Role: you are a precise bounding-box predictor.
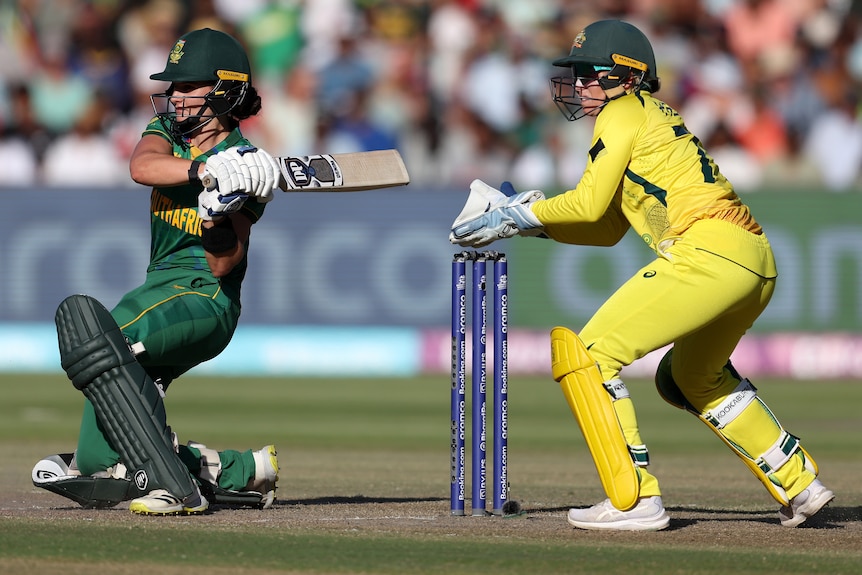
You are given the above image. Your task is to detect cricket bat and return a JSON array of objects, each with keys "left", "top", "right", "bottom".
[{"left": 203, "top": 149, "right": 410, "bottom": 193}]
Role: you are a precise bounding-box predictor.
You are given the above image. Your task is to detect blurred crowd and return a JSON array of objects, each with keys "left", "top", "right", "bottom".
[{"left": 2, "top": 0, "right": 862, "bottom": 191}]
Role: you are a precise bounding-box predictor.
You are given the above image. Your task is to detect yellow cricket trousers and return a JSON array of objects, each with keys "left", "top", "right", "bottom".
[{"left": 576, "top": 218, "right": 814, "bottom": 500}]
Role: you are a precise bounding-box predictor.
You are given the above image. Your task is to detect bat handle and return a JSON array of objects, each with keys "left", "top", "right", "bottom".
[{"left": 202, "top": 174, "right": 217, "bottom": 191}]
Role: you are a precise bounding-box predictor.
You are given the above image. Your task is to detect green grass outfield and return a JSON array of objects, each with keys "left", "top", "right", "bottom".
[{"left": 1, "top": 372, "right": 861, "bottom": 574}]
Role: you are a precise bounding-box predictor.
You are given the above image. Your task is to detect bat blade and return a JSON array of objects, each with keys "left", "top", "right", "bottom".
[{"left": 277, "top": 149, "right": 409, "bottom": 192}]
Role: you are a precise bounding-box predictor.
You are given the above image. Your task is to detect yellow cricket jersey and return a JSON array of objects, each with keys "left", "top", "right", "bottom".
[{"left": 532, "top": 91, "right": 762, "bottom": 251}]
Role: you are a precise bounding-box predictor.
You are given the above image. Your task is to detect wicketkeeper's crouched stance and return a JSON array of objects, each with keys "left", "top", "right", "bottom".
[
  {"left": 32, "top": 295, "right": 277, "bottom": 514},
  {"left": 449, "top": 19, "right": 833, "bottom": 531}
]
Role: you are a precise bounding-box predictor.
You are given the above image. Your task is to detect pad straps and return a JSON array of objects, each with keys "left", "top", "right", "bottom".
[{"left": 603, "top": 379, "right": 649, "bottom": 467}]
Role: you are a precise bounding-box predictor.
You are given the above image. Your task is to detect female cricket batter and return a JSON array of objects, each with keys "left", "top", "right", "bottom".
[
  {"left": 34, "top": 28, "right": 279, "bottom": 515},
  {"left": 450, "top": 19, "right": 833, "bottom": 530}
]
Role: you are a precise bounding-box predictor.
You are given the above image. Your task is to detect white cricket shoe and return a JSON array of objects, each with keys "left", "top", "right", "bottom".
[
  {"left": 778, "top": 479, "right": 834, "bottom": 527},
  {"left": 246, "top": 445, "right": 279, "bottom": 509},
  {"left": 567, "top": 496, "right": 670, "bottom": 531},
  {"left": 129, "top": 487, "right": 209, "bottom": 516}
]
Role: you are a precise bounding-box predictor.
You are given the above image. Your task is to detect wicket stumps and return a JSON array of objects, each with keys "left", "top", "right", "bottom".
[{"left": 450, "top": 251, "right": 508, "bottom": 516}]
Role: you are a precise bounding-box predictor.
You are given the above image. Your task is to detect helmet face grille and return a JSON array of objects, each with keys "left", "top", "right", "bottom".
[
  {"left": 549, "top": 76, "right": 582, "bottom": 121},
  {"left": 150, "top": 80, "right": 248, "bottom": 142},
  {"left": 549, "top": 76, "right": 610, "bottom": 122}
]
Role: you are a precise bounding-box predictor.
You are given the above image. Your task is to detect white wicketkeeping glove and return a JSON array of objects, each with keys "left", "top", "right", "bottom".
[
  {"left": 449, "top": 179, "right": 545, "bottom": 248},
  {"left": 202, "top": 146, "right": 280, "bottom": 202}
]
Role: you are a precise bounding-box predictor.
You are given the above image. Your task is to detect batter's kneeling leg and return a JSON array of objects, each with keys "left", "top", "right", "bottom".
[
  {"left": 655, "top": 349, "right": 819, "bottom": 506},
  {"left": 55, "top": 294, "right": 200, "bottom": 506}
]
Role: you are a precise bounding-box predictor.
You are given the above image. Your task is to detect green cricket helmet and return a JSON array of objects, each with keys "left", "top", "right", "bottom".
[
  {"left": 549, "top": 20, "right": 661, "bottom": 121},
  {"left": 149, "top": 28, "right": 252, "bottom": 141}
]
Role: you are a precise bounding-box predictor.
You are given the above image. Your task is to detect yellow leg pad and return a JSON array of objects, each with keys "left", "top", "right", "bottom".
[
  {"left": 690, "top": 408, "right": 818, "bottom": 506},
  {"left": 656, "top": 360, "right": 819, "bottom": 506},
  {"left": 551, "top": 327, "right": 640, "bottom": 511}
]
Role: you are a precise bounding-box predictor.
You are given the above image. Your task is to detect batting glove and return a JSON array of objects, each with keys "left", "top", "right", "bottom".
[
  {"left": 203, "top": 148, "right": 247, "bottom": 195},
  {"left": 198, "top": 188, "right": 248, "bottom": 221},
  {"left": 233, "top": 146, "right": 280, "bottom": 203},
  {"left": 202, "top": 146, "right": 279, "bottom": 203}
]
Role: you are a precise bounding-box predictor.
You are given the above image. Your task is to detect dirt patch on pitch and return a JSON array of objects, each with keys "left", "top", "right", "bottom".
[
  {"left": 4, "top": 445, "right": 862, "bottom": 568},
  {"left": 6, "top": 486, "right": 861, "bottom": 552}
]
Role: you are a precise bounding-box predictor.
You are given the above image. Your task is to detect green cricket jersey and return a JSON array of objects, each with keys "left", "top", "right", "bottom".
[{"left": 141, "top": 117, "right": 267, "bottom": 299}]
